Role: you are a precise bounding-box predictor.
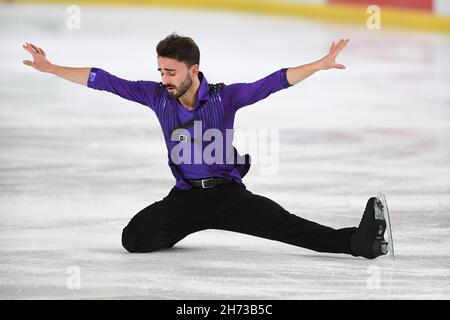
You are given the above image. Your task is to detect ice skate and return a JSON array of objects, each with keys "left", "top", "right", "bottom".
[{"left": 350, "top": 195, "right": 392, "bottom": 259}]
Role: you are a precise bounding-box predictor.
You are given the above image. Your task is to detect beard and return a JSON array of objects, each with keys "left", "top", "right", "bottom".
[{"left": 166, "top": 76, "right": 192, "bottom": 99}]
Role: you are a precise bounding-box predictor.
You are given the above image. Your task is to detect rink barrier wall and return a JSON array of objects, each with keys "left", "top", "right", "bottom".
[{"left": 8, "top": 0, "right": 450, "bottom": 33}]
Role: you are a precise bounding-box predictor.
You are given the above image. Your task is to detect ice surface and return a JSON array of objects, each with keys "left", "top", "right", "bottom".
[{"left": 1, "top": 3, "right": 449, "bottom": 299}]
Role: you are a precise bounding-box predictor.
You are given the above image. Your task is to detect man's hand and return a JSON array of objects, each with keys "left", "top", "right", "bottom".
[
  {"left": 22, "top": 42, "right": 91, "bottom": 85},
  {"left": 317, "top": 38, "right": 349, "bottom": 70},
  {"left": 22, "top": 42, "right": 54, "bottom": 73},
  {"left": 286, "top": 38, "right": 350, "bottom": 86}
]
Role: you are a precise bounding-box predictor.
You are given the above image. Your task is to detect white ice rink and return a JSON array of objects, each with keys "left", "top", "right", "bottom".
[{"left": 1, "top": 3, "right": 449, "bottom": 299}]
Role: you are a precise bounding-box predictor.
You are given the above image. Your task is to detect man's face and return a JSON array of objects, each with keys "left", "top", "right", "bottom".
[{"left": 157, "top": 56, "right": 197, "bottom": 99}]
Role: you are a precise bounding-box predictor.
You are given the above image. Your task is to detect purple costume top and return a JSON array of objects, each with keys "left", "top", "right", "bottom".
[{"left": 87, "top": 67, "right": 291, "bottom": 189}]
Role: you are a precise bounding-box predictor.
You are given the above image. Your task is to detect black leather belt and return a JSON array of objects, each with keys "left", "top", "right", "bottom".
[{"left": 187, "top": 177, "right": 231, "bottom": 189}]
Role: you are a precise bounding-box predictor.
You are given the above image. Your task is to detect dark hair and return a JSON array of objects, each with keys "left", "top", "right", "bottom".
[{"left": 156, "top": 33, "right": 200, "bottom": 68}]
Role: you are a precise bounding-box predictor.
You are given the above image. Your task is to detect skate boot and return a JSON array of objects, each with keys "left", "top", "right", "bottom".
[{"left": 350, "top": 197, "right": 389, "bottom": 259}]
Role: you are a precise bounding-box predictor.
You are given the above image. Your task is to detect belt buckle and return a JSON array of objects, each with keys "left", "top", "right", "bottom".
[{"left": 201, "top": 178, "right": 215, "bottom": 189}]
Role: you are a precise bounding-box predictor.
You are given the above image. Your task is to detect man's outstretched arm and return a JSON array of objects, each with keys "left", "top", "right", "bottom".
[
  {"left": 22, "top": 42, "right": 91, "bottom": 86},
  {"left": 223, "top": 38, "right": 350, "bottom": 111},
  {"left": 22, "top": 42, "right": 157, "bottom": 108},
  {"left": 286, "top": 38, "right": 349, "bottom": 86}
]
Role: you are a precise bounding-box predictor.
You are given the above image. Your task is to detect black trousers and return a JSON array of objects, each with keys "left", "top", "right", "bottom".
[{"left": 122, "top": 182, "right": 357, "bottom": 255}]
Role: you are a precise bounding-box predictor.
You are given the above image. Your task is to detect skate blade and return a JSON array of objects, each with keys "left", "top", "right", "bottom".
[{"left": 377, "top": 192, "right": 395, "bottom": 260}]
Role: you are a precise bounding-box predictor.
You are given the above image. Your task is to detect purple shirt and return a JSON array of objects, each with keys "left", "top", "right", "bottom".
[
  {"left": 176, "top": 99, "right": 213, "bottom": 179},
  {"left": 87, "top": 67, "right": 291, "bottom": 189}
]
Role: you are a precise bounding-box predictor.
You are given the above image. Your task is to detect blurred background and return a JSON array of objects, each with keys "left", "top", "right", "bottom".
[{"left": 0, "top": 0, "right": 449, "bottom": 299}]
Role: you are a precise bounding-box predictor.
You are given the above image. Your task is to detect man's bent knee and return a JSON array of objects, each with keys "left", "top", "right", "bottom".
[{"left": 121, "top": 226, "right": 177, "bottom": 253}]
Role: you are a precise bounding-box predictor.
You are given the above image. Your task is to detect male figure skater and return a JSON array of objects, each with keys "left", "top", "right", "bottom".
[{"left": 22, "top": 33, "right": 389, "bottom": 259}]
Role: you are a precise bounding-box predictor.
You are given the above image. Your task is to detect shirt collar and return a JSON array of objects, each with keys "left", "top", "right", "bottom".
[{"left": 196, "top": 71, "right": 210, "bottom": 104}]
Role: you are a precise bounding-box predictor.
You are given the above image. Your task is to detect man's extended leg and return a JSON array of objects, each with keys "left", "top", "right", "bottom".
[{"left": 211, "top": 184, "right": 356, "bottom": 255}]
